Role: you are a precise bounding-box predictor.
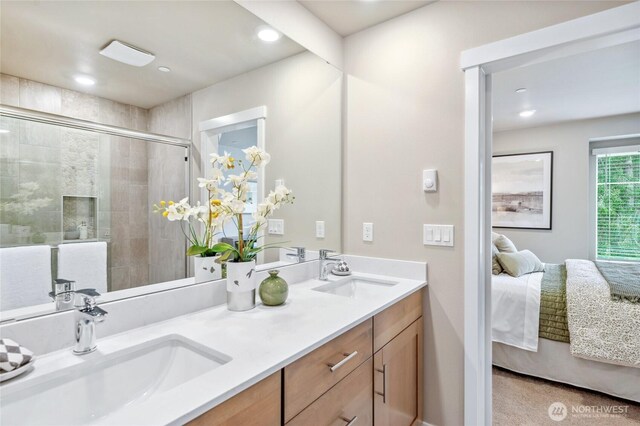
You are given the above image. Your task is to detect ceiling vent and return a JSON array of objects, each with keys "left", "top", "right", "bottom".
[{"left": 99, "top": 40, "right": 155, "bottom": 67}]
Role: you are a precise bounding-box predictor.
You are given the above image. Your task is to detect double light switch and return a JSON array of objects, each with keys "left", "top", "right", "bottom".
[
  {"left": 268, "top": 219, "right": 284, "bottom": 235},
  {"left": 423, "top": 224, "right": 454, "bottom": 247}
]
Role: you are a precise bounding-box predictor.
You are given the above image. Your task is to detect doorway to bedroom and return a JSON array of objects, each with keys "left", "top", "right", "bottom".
[
  {"left": 489, "top": 41, "right": 640, "bottom": 424},
  {"left": 461, "top": 3, "right": 640, "bottom": 424}
]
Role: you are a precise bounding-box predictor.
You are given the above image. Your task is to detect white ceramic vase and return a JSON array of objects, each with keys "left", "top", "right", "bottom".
[
  {"left": 226, "top": 260, "right": 257, "bottom": 311},
  {"left": 194, "top": 256, "right": 222, "bottom": 283}
]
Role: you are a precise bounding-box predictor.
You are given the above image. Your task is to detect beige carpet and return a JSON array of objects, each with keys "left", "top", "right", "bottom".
[{"left": 493, "top": 367, "right": 640, "bottom": 425}]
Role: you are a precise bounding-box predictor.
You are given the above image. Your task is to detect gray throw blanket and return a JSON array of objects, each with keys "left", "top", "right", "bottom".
[{"left": 594, "top": 261, "right": 640, "bottom": 303}]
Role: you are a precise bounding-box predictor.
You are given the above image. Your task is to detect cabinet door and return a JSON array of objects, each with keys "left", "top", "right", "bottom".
[
  {"left": 374, "top": 318, "right": 423, "bottom": 426},
  {"left": 187, "top": 372, "right": 280, "bottom": 426}
]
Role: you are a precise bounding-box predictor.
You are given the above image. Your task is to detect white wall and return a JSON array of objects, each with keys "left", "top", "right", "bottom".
[
  {"left": 493, "top": 113, "right": 640, "bottom": 264},
  {"left": 342, "top": 2, "right": 626, "bottom": 424}
]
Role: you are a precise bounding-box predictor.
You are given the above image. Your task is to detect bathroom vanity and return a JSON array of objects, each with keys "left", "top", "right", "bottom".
[
  {"left": 191, "top": 290, "right": 423, "bottom": 426},
  {"left": 0, "top": 256, "right": 427, "bottom": 426}
]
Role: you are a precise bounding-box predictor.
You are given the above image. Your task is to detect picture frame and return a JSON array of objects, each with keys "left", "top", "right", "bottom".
[{"left": 492, "top": 151, "right": 553, "bottom": 230}]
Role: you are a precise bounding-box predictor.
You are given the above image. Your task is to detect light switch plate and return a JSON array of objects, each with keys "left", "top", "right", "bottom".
[
  {"left": 423, "top": 224, "right": 454, "bottom": 246},
  {"left": 363, "top": 222, "right": 374, "bottom": 242},
  {"left": 316, "top": 221, "right": 325, "bottom": 238},
  {"left": 268, "top": 219, "right": 284, "bottom": 235}
]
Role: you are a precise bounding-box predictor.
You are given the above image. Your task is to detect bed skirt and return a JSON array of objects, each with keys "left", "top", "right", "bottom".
[{"left": 493, "top": 339, "right": 640, "bottom": 403}]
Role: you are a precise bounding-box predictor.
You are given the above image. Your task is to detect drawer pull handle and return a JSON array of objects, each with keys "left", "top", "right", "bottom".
[
  {"left": 328, "top": 351, "right": 358, "bottom": 372},
  {"left": 340, "top": 415, "right": 358, "bottom": 426},
  {"left": 375, "top": 364, "right": 386, "bottom": 403}
]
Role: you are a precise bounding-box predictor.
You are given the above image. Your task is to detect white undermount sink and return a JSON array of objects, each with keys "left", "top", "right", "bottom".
[
  {"left": 312, "top": 276, "right": 398, "bottom": 299},
  {"left": 0, "top": 334, "right": 231, "bottom": 425}
]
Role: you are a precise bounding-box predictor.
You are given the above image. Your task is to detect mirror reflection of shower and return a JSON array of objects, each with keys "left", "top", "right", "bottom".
[{"left": 0, "top": 114, "right": 189, "bottom": 312}]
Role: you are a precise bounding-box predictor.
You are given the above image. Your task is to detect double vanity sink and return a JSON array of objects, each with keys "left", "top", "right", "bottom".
[{"left": 0, "top": 259, "right": 426, "bottom": 426}]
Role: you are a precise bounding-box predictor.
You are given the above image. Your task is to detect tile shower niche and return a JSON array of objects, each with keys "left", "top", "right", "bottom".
[{"left": 62, "top": 196, "right": 98, "bottom": 242}]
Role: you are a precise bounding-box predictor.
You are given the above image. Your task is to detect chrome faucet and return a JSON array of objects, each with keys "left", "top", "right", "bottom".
[
  {"left": 49, "top": 278, "right": 76, "bottom": 311},
  {"left": 72, "top": 289, "right": 108, "bottom": 355},
  {"left": 286, "top": 246, "right": 306, "bottom": 263},
  {"left": 319, "top": 249, "right": 341, "bottom": 281}
]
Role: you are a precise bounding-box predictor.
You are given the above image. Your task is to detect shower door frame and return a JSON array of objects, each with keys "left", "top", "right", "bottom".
[{"left": 0, "top": 104, "right": 193, "bottom": 321}]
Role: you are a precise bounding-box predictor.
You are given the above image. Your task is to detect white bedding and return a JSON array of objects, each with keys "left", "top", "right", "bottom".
[
  {"left": 491, "top": 271, "right": 543, "bottom": 352},
  {"left": 494, "top": 339, "right": 640, "bottom": 402}
]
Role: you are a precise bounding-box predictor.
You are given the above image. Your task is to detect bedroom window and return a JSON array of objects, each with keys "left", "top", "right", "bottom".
[{"left": 594, "top": 145, "right": 640, "bottom": 261}]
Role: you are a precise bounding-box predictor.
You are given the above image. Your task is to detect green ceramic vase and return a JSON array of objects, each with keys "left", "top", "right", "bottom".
[{"left": 259, "top": 270, "right": 288, "bottom": 306}]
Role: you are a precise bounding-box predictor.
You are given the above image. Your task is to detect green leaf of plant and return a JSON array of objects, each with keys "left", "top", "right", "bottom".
[
  {"left": 187, "top": 245, "right": 208, "bottom": 256},
  {"left": 211, "top": 242, "right": 237, "bottom": 253},
  {"left": 217, "top": 250, "right": 235, "bottom": 263},
  {"left": 203, "top": 248, "right": 220, "bottom": 257}
]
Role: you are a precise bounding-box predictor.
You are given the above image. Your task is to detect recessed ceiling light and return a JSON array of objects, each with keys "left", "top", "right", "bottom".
[
  {"left": 257, "top": 27, "right": 281, "bottom": 42},
  {"left": 515, "top": 88, "right": 527, "bottom": 93},
  {"left": 519, "top": 109, "right": 536, "bottom": 118},
  {"left": 74, "top": 75, "right": 95, "bottom": 86},
  {"left": 0, "top": 129, "right": 10, "bottom": 134},
  {"left": 158, "top": 66, "right": 171, "bottom": 73}
]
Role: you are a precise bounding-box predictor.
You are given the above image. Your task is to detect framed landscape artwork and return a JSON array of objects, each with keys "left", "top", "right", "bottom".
[{"left": 492, "top": 151, "right": 553, "bottom": 230}]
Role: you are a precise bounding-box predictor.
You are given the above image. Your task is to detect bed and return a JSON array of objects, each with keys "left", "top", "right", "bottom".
[{"left": 492, "top": 259, "right": 640, "bottom": 402}]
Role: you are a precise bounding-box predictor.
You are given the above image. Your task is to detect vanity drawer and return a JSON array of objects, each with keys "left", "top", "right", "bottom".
[
  {"left": 287, "top": 357, "right": 373, "bottom": 426},
  {"left": 187, "top": 372, "right": 280, "bottom": 426},
  {"left": 284, "top": 319, "right": 373, "bottom": 422},
  {"left": 373, "top": 290, "right": 422, "bottom": 352}
]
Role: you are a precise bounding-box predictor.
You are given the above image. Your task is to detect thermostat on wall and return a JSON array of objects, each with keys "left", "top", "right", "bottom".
[{"left": 423, "top": 169, "right": 437, "bottom": 192}]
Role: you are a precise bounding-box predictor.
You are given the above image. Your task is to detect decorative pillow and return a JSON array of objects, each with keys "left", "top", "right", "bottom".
[
  {"left": 497, "top": 250, "right": 545, "bottom": 277},
  {"left": 491, "top": 244, "right": 503, "bottom": 275},
  {"left": 493, "top": 234, "right": 517, "bottom": 253}
]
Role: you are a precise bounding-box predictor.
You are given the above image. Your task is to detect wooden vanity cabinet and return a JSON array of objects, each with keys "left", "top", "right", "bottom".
[
  {"left": 189, "top": 289, "right": 423, "bottom": 426},
  {"left": 187, "top": 372, "right": 280, "bottom": 426},
  {"left": 372, "top": 290, "right": 423, "bottom": 426},
  {"left": 373, "top": 319, "right": 423, "bottom": 426}
]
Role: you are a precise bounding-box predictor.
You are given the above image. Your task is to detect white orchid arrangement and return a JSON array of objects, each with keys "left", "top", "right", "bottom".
[
  {"left": 153, "top": 146, "right": 293, "bottom": 263},
  {"left": 0, "top": 182, "right": 52, "bottom": 224}
]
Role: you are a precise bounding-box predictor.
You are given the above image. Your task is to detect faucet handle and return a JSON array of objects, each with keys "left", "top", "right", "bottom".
[
  {"left": 83, "top": 305, "right": 108, "bottom": 320},
  {"left": 76, "top": 288, "right": 101, "bottom": 297},
  {"left": 286, "top": 246, "right": 306, "bottom": 261},
  {"left": 319, "top": 249, "right": 336, "bottom": 259},
  {"left": 74, "top": 288, "right": 101, "bottom": 309}
]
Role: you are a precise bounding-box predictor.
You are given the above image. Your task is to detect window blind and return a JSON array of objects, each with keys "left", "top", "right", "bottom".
[{"left": 596, "top": 150, "right": 640, "bottom": 261}]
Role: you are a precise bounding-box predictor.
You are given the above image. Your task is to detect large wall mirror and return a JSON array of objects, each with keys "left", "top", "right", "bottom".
[{"left": 0, "top": 1, "right": 342, "bottom": 321}]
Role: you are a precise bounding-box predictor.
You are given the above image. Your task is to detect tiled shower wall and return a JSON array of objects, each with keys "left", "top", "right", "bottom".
[
  {"left": 0, "top": 74, "right": 150, "bottom": 291},
  {"left": 148, "top": 95, "right": 191, "bottom": 283}
]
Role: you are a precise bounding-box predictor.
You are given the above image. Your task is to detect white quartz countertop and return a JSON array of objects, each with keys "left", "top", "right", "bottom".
[{"left": 1, "top": 270, "right": 426, "bottom": 426}]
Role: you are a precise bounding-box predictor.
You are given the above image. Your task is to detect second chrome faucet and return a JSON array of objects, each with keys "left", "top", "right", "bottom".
[
  {"left": 72, "top": 289, "right": 108, "bottom": 355},
  {"left": 319, "top": 249, "right": 341, "bottom": 281}
]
